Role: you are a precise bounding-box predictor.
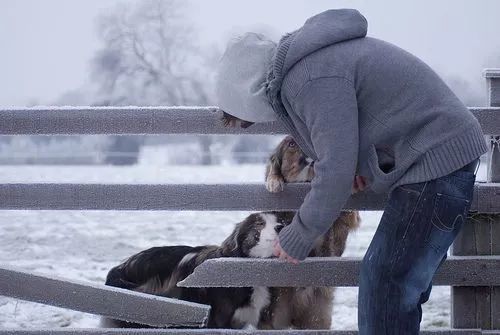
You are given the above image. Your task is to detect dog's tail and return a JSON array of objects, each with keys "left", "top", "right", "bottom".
[
  {"left": 322, "top": 211, "right": 361, "bottom": 257},
  {"left": 105, "top": 246, "right": 196, "bottom": 292}
]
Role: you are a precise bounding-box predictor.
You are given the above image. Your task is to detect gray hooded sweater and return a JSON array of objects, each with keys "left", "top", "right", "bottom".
[{"left": 216, "top": 9, "right": 488, "bottom": 261}]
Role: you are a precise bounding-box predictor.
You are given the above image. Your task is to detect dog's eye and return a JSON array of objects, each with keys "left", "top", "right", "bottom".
[{"left": 288, "top": 141, "right": 296, "bottom": 148}]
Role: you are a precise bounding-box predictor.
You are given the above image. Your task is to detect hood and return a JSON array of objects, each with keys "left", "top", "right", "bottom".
[
  {"left": 215, "top": 9, "right": 368, "bottom": 124},
  {"left": 215, "top": 33, "right": 278, "bottom": 123},
  {"left": 278, "top": 9, "right": 368, "bottom": 76}
]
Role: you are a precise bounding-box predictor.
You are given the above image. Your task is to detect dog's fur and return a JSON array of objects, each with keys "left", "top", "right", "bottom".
[
  {"left": 260, "top": 135, "right": 360, "bottom": 330},
  {"left": 102, "top": 211, "right": 294, "bottom": 329}
]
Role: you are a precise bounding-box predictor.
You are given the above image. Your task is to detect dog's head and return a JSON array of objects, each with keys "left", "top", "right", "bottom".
[
  {"left": 221, "top": 111, "right": 255, "bottom": 129},
  {"left": 221, "top": 211, "right": 295, "bottom": 257},
  {"left": 268, "top": 136, "right": 314, "bottom": 183}
]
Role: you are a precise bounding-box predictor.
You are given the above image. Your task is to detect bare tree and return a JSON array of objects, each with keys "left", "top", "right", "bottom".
[
  {"left": 91, "top": 0, "right": 219, "bottom": 165},
  {"left": 92, "top": 0, "right": 213, "bottom": 106}
]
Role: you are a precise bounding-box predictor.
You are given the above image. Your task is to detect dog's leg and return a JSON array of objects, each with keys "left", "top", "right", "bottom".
[
  {"left": 265, "top": 153, "right": 285, "bottom": 193},
  {"left": 259, "top": 288, "right": 294, "bottom": 329}
]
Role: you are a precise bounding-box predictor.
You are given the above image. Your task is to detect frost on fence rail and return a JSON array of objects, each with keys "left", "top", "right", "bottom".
[
  {"left": 0, "top": 106, "right": 499, "bottom": 135},
  {"left": 177, "top": 256, "right": 500, "bottom": 288},
  {"left": 0, "top": 266, "right": 210, "bottom": 328},
  {"left": 0, "top": 329, "right": 489, "bottom": 335},
  {"left": 0, "top": 183, "right": 499, "bottom": 212},
  {"left": 0, "top": 106, "right": 287, "bottom": 135}
]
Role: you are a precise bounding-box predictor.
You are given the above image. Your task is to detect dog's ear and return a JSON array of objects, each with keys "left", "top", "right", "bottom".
[
  {"left": 220, "top": 111, "right": 254, "bottom": 129},
  {"left": 220, "top": 222, "right": 242, "bottom": 256},
  {"left": 240, "top": 120, "right": 254, "bottom": 129},
  {"left": 221, "top": 111, "right": 236, "bottom": 128}
]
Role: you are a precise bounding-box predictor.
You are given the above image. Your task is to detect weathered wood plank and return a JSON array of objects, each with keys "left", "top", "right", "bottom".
[
  {"left": 493, "top": 217, "right": 500, "bottom": 329},
  {"left": 0, "top": 266, "right": 209, "bottom": 327},
  {"left": 474, "top": 108, "right": 500, "bottom": 134},
  {"left": 452, "top": 286, "right": 493, "bottom": 329},
  {"left": 485, "top": 69, "right": 500, "bottom": 107},
  {"left": 487, "top": 136, "right": 500, "bottom": 183},
  {"left": 0, "top": 183, "right": 382, "bottom": 211},
  {"left": 451, "top": 213, "right": 500, "bottom": 329},
  {"left": 0, "top": 329, "right": 488, "bottom": 335},
  {"left": 451, "top": 215, "right": 482, "bottom": 328},
  {"left": 453, "top": 70, "right": 500, "bottom": 330},
  {"left": 476, "top": 287, "right": 494, "bottom": 329},
  {"left": 486, "top": 68, "right": 500, "bottom": 330},
  {"left": 475, "top": 183, "right": 500, "bottom": 214},
  {"left": 0, "top": 107, "right": 498, "bottom": 135},
  {"left": 452, "top": 287, "right": 477, "bottom": 329},
  {"left": 451, "top": 218, "right": 477, "bottom": 256},
  {"left": 0, "top": 107, "right": 287, "bottom": 135},
  {"left": 0, "top": 183, "right": 499, "bottom": 212},
  {"left": 178, "top": 256, "right": 500, "bottom": 288},
  {"left": 493, "top": 287, "right": 500, "bottom": 329}
]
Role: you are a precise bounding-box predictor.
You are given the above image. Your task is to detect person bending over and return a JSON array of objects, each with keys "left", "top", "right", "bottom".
[{"left": 215, "top": 9, "right": 487, "bottom": 334}]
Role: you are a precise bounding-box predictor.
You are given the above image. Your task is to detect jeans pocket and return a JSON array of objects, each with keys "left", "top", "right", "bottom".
[
  {"left": 431, "top": 193, "right": 470, "bottom": 232},
  {"left": 426, "top": 193, "right": 470, "bottom": 252}
]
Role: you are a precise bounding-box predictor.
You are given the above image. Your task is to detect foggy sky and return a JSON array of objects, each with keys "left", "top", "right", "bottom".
[{"left": 1, "top": 0, "right": 500, "bottom": 106}]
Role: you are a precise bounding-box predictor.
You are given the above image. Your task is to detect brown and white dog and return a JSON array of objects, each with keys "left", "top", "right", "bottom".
[
  {"left": 102, "top": 211, "right": 295, "bottom": 329},
  {"left": 260, "top": 135, "right": 361, "bottom": 330}
]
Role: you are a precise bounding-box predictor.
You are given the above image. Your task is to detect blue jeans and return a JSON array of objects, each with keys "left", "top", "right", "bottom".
[{"left": 358, "top": 163, "right": 477, "bottom": 334}]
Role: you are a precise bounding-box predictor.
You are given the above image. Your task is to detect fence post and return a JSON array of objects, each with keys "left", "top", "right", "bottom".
[
  {"left": 451, "top": 69, "right": 500, "bottom": 329},
  {"left": 486, "top": 69, "right": 500, "bottom": 182}
]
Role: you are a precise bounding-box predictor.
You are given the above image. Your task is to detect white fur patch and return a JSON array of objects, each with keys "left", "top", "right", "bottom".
[
  {"left": 232, "top": 286, "right": 270, "bottom": 327},
  {"left": 249, "top": 213, "right": 279, "bottom": 258},
  {"left": 178, "top": 252, "right": 197, "bottom": 267}
]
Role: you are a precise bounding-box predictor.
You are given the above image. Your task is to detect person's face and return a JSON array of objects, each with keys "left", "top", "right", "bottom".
[{"left": 221, "top": 111, "right": 255, "bottom": 129}]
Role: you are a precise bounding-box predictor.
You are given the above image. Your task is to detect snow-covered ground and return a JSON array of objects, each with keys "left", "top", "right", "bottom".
[{"left": 0, "top": 162, "right": 488, "bottom": 329}]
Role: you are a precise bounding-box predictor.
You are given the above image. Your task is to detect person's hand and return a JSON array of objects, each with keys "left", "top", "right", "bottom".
[
  {"left": 352, "top": 175, "right": 367, "bottom": 194},
  {"left": 273, "top": 240, "right": 299, "bottom": 264}
]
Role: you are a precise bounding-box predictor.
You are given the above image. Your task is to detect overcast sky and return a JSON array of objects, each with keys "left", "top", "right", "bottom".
[{"left": 1, "top": 0, "right": 500, "bottom": 106}]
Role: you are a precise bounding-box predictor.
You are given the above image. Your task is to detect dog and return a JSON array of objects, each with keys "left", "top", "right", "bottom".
[
  {"left": 102, "top": 211, "right": 295, "bottom": 329},
  {"left": 259, "top": 135, "right": 361, "bottom": 329}
]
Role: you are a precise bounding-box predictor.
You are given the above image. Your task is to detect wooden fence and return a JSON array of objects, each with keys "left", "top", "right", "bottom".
[{"left": 0, "top": 69, "right": 499, "bottom": 334}]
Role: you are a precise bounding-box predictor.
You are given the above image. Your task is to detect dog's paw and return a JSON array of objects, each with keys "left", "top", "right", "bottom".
[{"left": 266, "top": 176, "right": 285, "bottom": 193}]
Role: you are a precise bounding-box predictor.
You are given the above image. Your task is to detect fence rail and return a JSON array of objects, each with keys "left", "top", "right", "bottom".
[
  {"left": 0, "top": 266, "right": 209, "bottom": 328},
  {"left": 1, "top": 70, "right": 500, "bottom": 332},
  {"left": 0, "top": 182, "right": 499, "bottom": 212},
  {"left": 0, "top": 106, "right": 499, "bottom": 135},
  {"left": 178, "top": 256, "right": 500, "bottom": 288},
  {"left": 0, "top": 329, "right": 495, "bottom": 335},
  {"left": 0, "top": 330, "right": 496, "bottom": 335}
]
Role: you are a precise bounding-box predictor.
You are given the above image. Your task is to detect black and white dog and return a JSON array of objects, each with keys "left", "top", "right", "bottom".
[{"left": 102, "top": 211, "right": 295, "bottom": 329}]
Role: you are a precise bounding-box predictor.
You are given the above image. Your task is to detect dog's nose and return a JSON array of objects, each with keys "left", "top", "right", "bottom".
[{"left": 274, "top": 224, "right": 284, "bottom": 233}]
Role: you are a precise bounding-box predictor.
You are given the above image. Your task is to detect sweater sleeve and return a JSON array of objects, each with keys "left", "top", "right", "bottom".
[{"left": 278, "top": 77, "right": 359, "bottom": 260}]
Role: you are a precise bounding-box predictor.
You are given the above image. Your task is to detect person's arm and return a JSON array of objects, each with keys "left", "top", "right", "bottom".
[{"left": 278, "top": 76, "right": 359, "bottom": 261}]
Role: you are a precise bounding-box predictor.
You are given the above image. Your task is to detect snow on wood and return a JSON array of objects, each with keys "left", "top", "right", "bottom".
[
  {"left": 178, "top": 256, "right": 500, "bottom": 288},
  {"left": 0, "top": 106, "right": 498, "bottom": 135},
  {"left": 0, "top": 183, "right": 380, "bottom": 211},
  {"left": 0, "top": 266, "right": 210, "bottom": 328},
  {"left": 485, "top": 69, "right": 500, "bottom": 78},
  {"left": 0, "top": 183, "right": 499, "bottom": 212},
  {"left": 0, "top": 107, "right": 286, "bottom": 135},
  {"left": 0, "top": 329, "right": 488, "bottom": 335}
]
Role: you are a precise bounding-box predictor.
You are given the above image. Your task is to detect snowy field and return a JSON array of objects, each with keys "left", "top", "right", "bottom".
[{"left": 0, "top": 161, "right": 488, "bottom": 329}]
